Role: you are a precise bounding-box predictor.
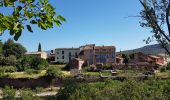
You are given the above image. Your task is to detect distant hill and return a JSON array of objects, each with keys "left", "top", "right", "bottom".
[{"left": 118, "top": 44, "right": 170, "bottom": 55}]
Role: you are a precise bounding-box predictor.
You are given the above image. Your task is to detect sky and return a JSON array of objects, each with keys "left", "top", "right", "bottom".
[{"left": 0, "top": 0, "right": 155, "bottom": 52}]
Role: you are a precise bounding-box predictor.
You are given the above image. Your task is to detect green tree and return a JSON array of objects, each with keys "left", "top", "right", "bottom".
[
  {"left": 139, "top": 0, "right": 170, "bottom": 55},
  {"left": 46, "top": 66, "right": 63, "bottom": 81},
  {"left": 38, "top": 42, "right": 42, "bottom": 52},
  {"left": 3, "top": 39, "right": 27, "bottom": 58},
  {"left": 122, "top": 54, "right": 129, "bottom": 65},
  {"left": 0, "top": 0, "right": 65, "bottom": 41}
]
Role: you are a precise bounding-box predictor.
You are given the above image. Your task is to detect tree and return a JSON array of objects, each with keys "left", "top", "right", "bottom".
[
  {"left": 3, "top": 39, "right": 27, "bottom": 58},
  {"left": 0, "top": 0, "right": 65, "bottom": 41},
  {"left": 122, "top": 54, "right": 129, "bottom": 65},
  {"left": 38, "top": 42, "right": 42, "bottom": 52},
  {"left": 139, "top": 0, "right": 170, "bottom": 55}
]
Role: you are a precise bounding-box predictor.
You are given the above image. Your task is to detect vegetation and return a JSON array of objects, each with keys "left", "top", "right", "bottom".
[
  {"left": 57, "top": 78, "right": 170, "bottom": 100},
  {"left": 2, "top": 86, "right": 16, "bottom": 100},
  {"left": 0, "top": 0, "right": 65, "bottom": 41},
  {"left": 45, "top": 66, "right": 63, "bottom": 81}
]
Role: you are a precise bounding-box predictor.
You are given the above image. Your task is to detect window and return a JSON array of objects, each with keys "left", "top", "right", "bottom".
[
  {"left": 62, "top": 56, "right": 64, "bottom": 59},
  {"left": 62, "top": 51, "right": 64, "bottom": 54},
  {"left": 51, "top": 50, "right": 54, "bottom": 53},
  {"left": 75, "top": 52, "right": 78, "bottom": 58},
  {"left": 69, "top": 52, "right": 71, "bottom": 56}
]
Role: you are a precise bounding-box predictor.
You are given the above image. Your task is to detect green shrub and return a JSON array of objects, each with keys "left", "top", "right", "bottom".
[
  {"left": 19, "top": 88, "right": 40, "bottom": 100},
  {"left": 4, "top": 66, "right": 17, "bottom": 73},
  {"left": 160, "top": 67, "right": 166, "bottom": 72},
  {"left": 35, "top": 87, "right": 44, "bottom": 93},
  {"left": 46, "top": 66, "right": 63, "bottom": 81},
  {"left": 2, "top": 86, "right": 16, "bottom": 100}
]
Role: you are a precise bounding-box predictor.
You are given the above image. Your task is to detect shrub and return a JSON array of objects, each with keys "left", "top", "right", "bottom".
[
  {"left": 35, "top": 87, "right": 44, "bottom": 93},
  {"left": 46, "top": 66, "right": 63, "bottom": 81},
  {"left": 160, "top": 67, "right": 166, "bottom": 72},
  {"left": 19, "top": 88, "right": 40, "bottom": 100},
  {"left": 16, "top": 55, "right": 49, "bottom": 71},
  {"left": 2, "top": 86, "right": 16, "bottom": 100},
  {"left": 4, "top": 66, "right": 17, "bottom": 73}
]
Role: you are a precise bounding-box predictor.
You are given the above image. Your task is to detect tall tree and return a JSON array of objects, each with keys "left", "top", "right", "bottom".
[
  {"left": 3, "top": 39, "right": 27, "bottom": 58},
  {"left": 0, "top": 0, "right": 65, "bottom": 41},
  {"left": 139, "top": 0, "right": 170, "bottom": 55},
  {"left": 38, "top": 42, "right": 42, "bottom": 52}
]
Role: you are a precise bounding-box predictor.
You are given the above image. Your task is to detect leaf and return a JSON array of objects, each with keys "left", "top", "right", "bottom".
[
  {"left": 26, "top": 25, "right": 33, "bottom": 32},
  {"left": 30, "top": 20, "right": 37, "bottom": 24},
  {"left": 57, "top": 15, "right": 66, "bottom": 22},
  {"left": 14, "top": 30, "right": 22, "bottom": 41}
]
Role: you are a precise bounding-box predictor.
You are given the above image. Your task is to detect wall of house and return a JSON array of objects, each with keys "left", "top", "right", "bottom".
[{"left": 55, "top": 49, "right": 80, "bottom": 63}]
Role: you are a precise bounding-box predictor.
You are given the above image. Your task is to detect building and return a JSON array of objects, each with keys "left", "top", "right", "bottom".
[
  {"left": 129, "top": 52, "right": 165, "bottom": 66},
  {"left": 25, "top": 51, "right": 48, "bottom": 59},
  {"left": 55, "top": 48, "right": 80, "bottom": 63},
  {"left": 47, "top": 50, "right": 56, "bottom": 63},
  {"left": 69, "top": 58, "right": 85, "bottom": 70},
  {"left": 79, "top": 44, "right": 116, "bottom": 65}
]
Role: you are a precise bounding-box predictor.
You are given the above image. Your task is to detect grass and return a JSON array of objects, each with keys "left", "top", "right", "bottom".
[{"left": 6, "top": 70, "right": 46, "bottom": 79}]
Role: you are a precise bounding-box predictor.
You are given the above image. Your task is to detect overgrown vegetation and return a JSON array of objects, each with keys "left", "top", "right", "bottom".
[{"left": 56, "top": 78, "right": 170, "bottom": 100}]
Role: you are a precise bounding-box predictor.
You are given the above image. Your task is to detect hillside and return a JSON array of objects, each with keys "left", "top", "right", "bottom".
[{"left": 118, "top": 44, "right": 170, "bottom": 55}]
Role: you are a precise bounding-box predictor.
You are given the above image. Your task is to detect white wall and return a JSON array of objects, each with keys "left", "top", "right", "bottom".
[{"left": 55, "top": 49, "right": 80, "bottom": 63}]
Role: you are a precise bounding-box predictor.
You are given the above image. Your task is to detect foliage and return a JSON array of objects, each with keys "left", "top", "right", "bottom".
[
  {"left": 139, "top": 0, "right": 170, "bottom": 55},
  {"left": 122, "top": 54, "right": 129, "bottom": 64},
  {"left": 2, "top": 86, "right": 16, "bottom": 100},
  {"left": 46, "top": 66, "right": 63, "bottom": 80},
  {"left": 0, "top": 0, "right": 65, "bottom": 41},
  {"left": 19, "top": 88, "right": 40, "bottom": 100},
  {"left": 3, "top": 39, "right": 27, "bottom": 58},
  {"left": 16, "top": 55, "right": 49, "bottom": 71},
  {"left": 160, "top": 67, "right": 166, "bottom": 72},
  {"left": 103, "top": 64, "right": 112, "bottom": 70},
  {"left": 57, "top": 78, "right": 170, "bottom": 100}
]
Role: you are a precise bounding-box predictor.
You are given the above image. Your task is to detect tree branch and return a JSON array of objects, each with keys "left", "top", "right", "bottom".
[{"left": 166, "top": 0, "right": 170, "bottom": 37}]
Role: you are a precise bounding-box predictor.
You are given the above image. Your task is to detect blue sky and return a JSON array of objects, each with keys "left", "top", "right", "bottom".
[{"left": 0, "top": 0, "right": 154, "bottom": 52}]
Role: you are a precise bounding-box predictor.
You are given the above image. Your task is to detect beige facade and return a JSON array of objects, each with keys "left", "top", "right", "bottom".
[
  {"left": 79, "top": 44, "right": 116, "bottom": 65},
  {"left": 25, "top": 51, "right": 48, "bottom": 59}
]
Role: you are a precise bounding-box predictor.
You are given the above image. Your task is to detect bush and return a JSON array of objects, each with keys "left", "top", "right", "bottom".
[
  {"left": 35, "top": 87, "right": 44, "bottom": 93},
  {"left": 46, "top": 66, "right": 63, "bottom": 81},
  {"left": 16, "top": 55, "right": 49, "bottom": 71},
  {"left": 19, "top": 88, "right": 40, "bottom": 100},
  {"left": 2, "top": 86, "right": 16, "bottom": 100},
  {"left": 160, "top": 67, "right": 166, "bottom": 72},
  {"left": 4, "top": 66, "right": 17, "bottom": 73},
  {"left": 103, "top": 64, "right": 112, "bottom": 70}
]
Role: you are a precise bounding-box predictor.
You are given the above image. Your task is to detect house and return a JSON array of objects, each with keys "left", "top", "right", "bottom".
[
  {"left": 47, "top": 50, "right": 56, "bottom": 63},
  {"left": 55, "top": 48, "right": 80, "bottom": 63},
  {"left": 116, "top": 57, "right": 124, "bottom": 64},
  {"left": 69, "top": 58, "right": 85, "bottom": 70},
  {"left": 79, "top": 44, "right": 116, "bottom": 65},
  {"left": 129, "top": 52, "right": 165, "bottom": 66},
  {"left": 25, "top": 51, "right": 48, "bottom": 59}
]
